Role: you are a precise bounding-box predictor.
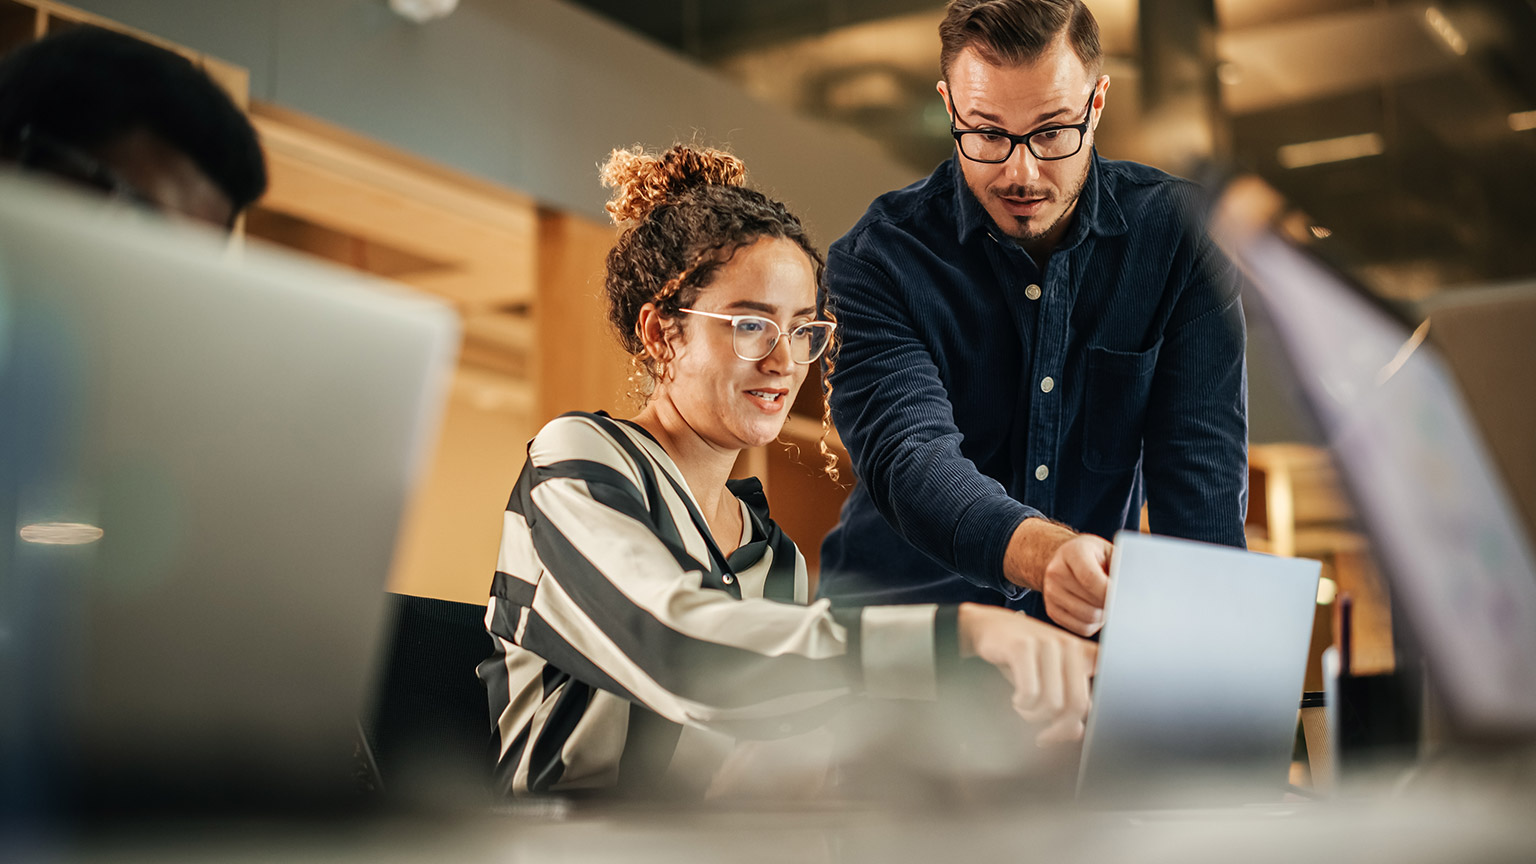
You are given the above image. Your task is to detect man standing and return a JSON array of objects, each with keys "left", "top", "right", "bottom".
[{"left": 819, "top": 0, "right": 1246, "bottom": 637}]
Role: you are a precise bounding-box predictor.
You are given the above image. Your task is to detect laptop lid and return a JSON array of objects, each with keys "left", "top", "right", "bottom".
[
  {"left": 1210, "top": 177, "right": 1536, "bottom": 743},
  {"left": 0, "top": 173, "right": 459, "bottom": 811},
  {"left": 1077, "top": 531, "right": 1320, "bottom": 803}
]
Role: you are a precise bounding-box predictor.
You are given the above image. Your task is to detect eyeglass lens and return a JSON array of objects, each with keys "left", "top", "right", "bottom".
[
  {"left": 731, "top": 317, "right": 833, "bottom": 363},
  {"left": 959, "top": 126, "right": 1083, "bottom": 162}
]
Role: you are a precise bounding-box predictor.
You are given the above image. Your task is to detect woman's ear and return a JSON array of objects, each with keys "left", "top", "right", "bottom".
[{"left": 636, "top": 302, "right": 676, "bottom": 375}]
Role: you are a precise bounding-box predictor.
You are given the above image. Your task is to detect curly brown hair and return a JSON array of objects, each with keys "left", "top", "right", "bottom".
[{"left": 600, "top": 143, "right": 840, "bottom": 482}]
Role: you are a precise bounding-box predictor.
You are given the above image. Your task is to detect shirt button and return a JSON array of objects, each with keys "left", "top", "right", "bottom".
[
  {"left": 1040, "top": 376, "right": 1055, "bottom": 393},
  {"left": 1035, "top": 464, "right": 1050, "bottom": 481},
  {"left": 1025, "top": 284, "right": 1042, "bottom": 301},
  {"left": 722, "top": 574, "right": 734, "bottom": 585}
]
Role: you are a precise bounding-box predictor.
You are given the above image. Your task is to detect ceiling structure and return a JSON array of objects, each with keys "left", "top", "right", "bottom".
[{"left": 567, "top": 0, "right": 1536, "bottom": 299}]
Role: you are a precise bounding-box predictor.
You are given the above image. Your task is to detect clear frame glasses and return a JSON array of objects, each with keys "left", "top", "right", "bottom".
[
  {"left": 677, "top": 308, "right": 836, "bottom": 365},
  {"left": 945, "top": 88, "right": 1096, "bottom": 163}
]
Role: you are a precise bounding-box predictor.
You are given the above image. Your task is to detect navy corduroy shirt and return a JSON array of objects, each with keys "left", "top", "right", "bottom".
[{"left": 818, "top": 152, "right": 1248, "bottom": 616}]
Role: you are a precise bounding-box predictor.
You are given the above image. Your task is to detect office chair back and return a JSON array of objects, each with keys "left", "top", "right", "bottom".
[{"left": 364, "top": 592, "right": 496, "bottom": 803}]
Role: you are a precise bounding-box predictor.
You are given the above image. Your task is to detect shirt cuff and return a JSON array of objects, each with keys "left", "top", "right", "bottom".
[
  {"left": 856, "top": 604, "right": 942, "bottom": 700},
  {"left": 952, "top": 495, "right": 1041, "bottom": 599}
]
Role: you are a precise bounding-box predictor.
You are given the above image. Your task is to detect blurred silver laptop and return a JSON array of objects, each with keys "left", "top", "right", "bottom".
[
  {"left": 1211, "top": 177, "right": 1536, "bottom": 745},
  {"left": 0, "top": 173, "right": 459, "bottom": 811},
  {"left": 1077, "top": 532, "right": 1320, "bottom": 804}
]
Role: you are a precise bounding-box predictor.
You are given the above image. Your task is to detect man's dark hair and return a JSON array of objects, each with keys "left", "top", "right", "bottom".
[
  {"left": 0, "top": 26, "right": 266, "bottom": 211},
  {"left": 939, "top": 0, "right": 1102, "bottom": 79}
]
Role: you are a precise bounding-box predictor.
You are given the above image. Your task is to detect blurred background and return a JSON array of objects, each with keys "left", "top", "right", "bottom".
[
  {"left": 4, "top": 0, "right": 1532, "bottom": 698},
  {"left": 575, "top": 0, "right": 1536, "bottom": 301}
]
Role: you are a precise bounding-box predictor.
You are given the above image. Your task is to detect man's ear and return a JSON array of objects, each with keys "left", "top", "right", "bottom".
[
  {"left": 937, "top": 79, "right": 954, "bottom": 123},
  {"left": 1090, "top": 75, "right": 1110, "bottom": 131}
]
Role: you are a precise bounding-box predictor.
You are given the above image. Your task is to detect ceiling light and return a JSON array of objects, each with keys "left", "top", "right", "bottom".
[
  {"left": 1510, "top": 111, "right": 1536, "bottom": 132},
  {"left": 1310, "top": 225, "right": 1333, "bottom": 239},
  {"left": 1423, "top": 7, "right": 1468, "bottom": 56},
  {"left": 1276, "top": 133, "right": 1385, "bottom": 169},
  {"left": 19, "top": 522, "right": 104, "bottom": 545}
]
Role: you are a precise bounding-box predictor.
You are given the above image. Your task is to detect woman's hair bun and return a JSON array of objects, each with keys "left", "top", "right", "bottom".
[{"left": 600, "top": 144, "right": 746, "bottom": 226}]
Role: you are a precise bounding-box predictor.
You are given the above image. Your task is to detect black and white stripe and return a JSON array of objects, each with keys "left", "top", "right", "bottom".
[{"left": 478, "top": 411, "right": 950, "bottom": 795}]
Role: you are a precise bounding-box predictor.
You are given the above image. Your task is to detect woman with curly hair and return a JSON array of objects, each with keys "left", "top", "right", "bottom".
[{"left": 477, "top": 143, "right": 1097, "bottom": 798}]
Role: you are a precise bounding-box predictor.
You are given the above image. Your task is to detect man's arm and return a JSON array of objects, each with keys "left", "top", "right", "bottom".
[
  {"left": 1003, "top": 518, "right": 1113, "bottom": 637},
  {"left": 1142, "top": 231, "right": 1249, "bottom": 547},
  {"left": 827, "top": 247, "right": 1041, "bottom": 597}
]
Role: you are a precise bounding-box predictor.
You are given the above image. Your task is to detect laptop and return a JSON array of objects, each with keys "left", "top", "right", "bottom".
[
  {"left": 1209, "top": 176, "right": 1536, "bottom": 745},
  {"left": 0, "top": 173, "right": 460, "bottom": 812},
  {"left": 1076, "top": 532, "right": 1320, "bottom": 804}
]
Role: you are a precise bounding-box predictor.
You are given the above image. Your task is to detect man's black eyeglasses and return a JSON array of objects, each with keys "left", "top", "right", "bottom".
[{"left": 946, "top": 88, "right": 1096, "bottom": 164}]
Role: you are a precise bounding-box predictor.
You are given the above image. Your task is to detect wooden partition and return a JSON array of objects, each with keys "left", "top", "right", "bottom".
[
  {"left": 0, "top": 0, "right": 248, "bottom": 107},
  {"left": 535, "top": 210, "right": 630, "bottom": 423},
  {"left": 240, "top": 104, "right": 545, "bottom": 604},
  {"left": 1247, "top": 444, "right": 1395, "bottom": 685}
]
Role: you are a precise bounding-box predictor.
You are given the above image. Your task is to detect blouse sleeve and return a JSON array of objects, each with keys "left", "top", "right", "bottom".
[{"left": 486, "top": 415, "right": 957, "bottom": 739}]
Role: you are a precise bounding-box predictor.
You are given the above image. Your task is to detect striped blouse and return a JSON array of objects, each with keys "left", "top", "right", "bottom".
[{"left": 477, "top": 411, "right": 955, "bottom": 796}]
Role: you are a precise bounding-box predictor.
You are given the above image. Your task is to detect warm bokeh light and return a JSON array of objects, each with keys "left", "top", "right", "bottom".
[
  {"left": 1316, "top": 575, "right": 1338, "bottom": 606},
  {"left": 1423, "top": 7, "right": 1469, "bottom": 56},
  {"left": 18, "top": 522, "right": 105, "bottom": 545},
  {"left": 1276, "top": 133, "right": 1386, "bottom": 169}
]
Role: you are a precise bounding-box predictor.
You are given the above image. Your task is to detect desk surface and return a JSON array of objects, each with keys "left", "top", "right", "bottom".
[{"left": 14, "top": 781, "right": 1536, "bottom": 864}]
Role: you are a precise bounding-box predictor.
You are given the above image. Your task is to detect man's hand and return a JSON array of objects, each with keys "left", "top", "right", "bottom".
[
  {"left": 958, "top": 603, "right": 1098, "bottom": 746},
  {"left": 1004, "top": 519, "right": 1114, "bottom": 637},
  {"left": 1039, "top": 534, "right": 1113, "bottom": 637}
]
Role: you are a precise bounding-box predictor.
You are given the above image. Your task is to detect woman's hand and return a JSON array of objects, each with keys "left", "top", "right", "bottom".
[{"left": 958, "top": 602, "right": 1098, "bottom": 746}]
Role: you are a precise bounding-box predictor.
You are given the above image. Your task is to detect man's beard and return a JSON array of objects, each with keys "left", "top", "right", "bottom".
[{"left": 977, "top": 156, "right": 1091, "bottom": 245}]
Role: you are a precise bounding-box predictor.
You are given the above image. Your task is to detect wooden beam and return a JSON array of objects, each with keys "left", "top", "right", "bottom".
[{"left": 250, "top": 107, "right": 536, "bottom": 307}]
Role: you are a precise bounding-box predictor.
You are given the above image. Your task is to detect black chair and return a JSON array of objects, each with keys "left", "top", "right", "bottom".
[{"left": 361, "top": 592, "right": 497, "bottom": 803}]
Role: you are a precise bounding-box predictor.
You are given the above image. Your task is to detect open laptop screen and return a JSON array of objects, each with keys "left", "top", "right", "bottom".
[
  {"left": 1212, "top": 178, "right": 1536, "bottom": 740},
  {"left": 0, "top": 173, "right": 459, "bottom": 811}
]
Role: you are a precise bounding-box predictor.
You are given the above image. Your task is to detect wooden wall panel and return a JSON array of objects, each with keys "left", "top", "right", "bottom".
[
  {"left": 252, "top": 105, "right": 537, "bottom": 309},
  {"left": 387, "top": 368, "right": 535, "bottom": 605},
  {"left": 19, "top": 0, "right": 249, "bottom": 108},
  {"left": 535, "top": 209, "right": 629, "bottom": 424},
  {"left": 0, "top": 0, "right": 39, "bottom": 53}
]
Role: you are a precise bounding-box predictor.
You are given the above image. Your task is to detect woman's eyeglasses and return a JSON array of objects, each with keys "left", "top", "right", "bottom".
[{"left": 677, "top": 308, "right": 836, "bottom": 364}]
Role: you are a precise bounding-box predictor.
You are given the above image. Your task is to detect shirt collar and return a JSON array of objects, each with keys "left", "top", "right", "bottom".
[{"left": 951, "top": 149, "right": 1129, "bottom": 249}]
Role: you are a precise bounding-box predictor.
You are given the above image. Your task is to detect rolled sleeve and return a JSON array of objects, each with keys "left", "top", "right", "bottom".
[{"left": 953, "top": 494, "right": 1038, "bottom": 599}]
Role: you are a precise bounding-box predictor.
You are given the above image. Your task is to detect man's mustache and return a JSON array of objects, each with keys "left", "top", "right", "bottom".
[{"left": 990, "top": 185, "right": 1055, "bottom": 201}]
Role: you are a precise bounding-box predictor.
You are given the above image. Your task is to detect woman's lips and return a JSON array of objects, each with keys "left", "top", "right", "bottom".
[{"left": 745, "top": 388, "right": 788, "bottom": 412}]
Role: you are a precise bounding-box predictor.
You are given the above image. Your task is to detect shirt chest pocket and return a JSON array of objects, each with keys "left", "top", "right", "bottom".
[{"left": 1082, "top": 341, "right": 1161, "bottom": 473}]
